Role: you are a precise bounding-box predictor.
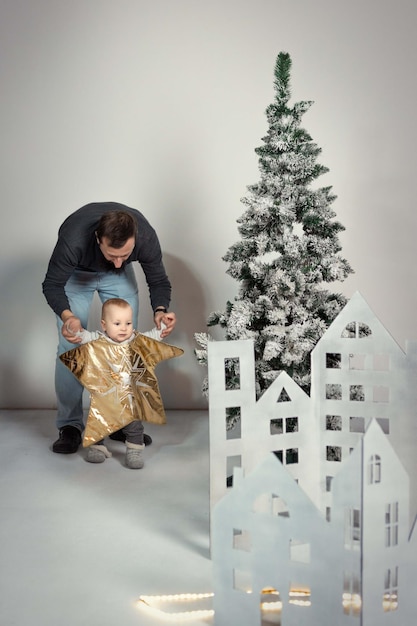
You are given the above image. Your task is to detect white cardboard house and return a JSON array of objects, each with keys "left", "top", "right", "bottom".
[{"left": 208, "top": 292, "right": 417, "bottom": 625}]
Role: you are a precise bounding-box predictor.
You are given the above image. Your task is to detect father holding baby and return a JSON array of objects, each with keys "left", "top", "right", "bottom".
[{"left": 42, "top": 201, "right": 176, "bottom": 454}]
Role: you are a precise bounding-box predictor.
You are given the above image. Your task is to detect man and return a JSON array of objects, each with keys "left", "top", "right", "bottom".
[{"left": 42, "top": 202, "right": 176, "bottom": 454}]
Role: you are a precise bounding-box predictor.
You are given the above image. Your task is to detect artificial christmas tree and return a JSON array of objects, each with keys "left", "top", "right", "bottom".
[{"left": 195, "top": 52, "right": 353, "bottom": 410}]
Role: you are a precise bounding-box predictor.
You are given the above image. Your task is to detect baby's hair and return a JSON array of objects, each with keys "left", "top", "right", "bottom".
[{"left": 101, "top": 298, "right": 132, "bottom": 317}]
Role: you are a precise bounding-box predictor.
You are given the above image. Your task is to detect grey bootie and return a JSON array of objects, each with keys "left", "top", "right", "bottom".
[
  {"left": 125, "top": 442, "right": 144, "bottom": 469},
  {"left": 86, "top": 444, "right": 112, "bottom": 464}
]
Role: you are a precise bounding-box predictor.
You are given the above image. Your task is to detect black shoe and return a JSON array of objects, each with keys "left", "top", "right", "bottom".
[
  {"left": 52, "top": 425, "right": 82, "bottom": 454},
  {"left": 109, "top": 429, "right": 152, "bottom": 446}
]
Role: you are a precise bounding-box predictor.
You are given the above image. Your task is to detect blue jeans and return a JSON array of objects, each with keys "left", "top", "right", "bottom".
[{"left": 55, "top": 266, "right": 139, "bottom": 431}]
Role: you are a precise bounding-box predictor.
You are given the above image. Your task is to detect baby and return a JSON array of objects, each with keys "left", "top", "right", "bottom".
[{"left": 76, "top": 297, "right": 164, "bottom": 469}]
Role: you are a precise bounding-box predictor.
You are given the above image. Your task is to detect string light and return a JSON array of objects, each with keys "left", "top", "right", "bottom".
[
  {"left": 137, "top": 589, "right": 378, "bottom": 619},
  {"left": 289, "top": 588, "right": 312, "bottom": 607},
  {"left": 137, "top": 592, "right": 214, "bottom": 622},
  {"left": 260, "top": 600, "right": 283, "bottom": 612}
]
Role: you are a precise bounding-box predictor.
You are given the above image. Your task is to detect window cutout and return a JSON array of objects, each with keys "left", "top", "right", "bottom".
[
  {"left": 289, "top": 586, "right": 311, "bottom": 607},
  {"left": 343, "top": 572, "right": 362, "bottom": 616},
  {"left": 233, "top": 568, "right": 252, "bottom": 593},
  {"left": 350, "top": 385, "right": 365, "bottom": 401},
  {"left": 383, "top": 567, "right": 398, "bottom": 612},
  {"left": 226, "top": 407, "right": 241, "bottom": 439},
  {"left": 270, "top": 419, "right": 283, "bottom": 435},
  {"left": 345, "top": 508, "right": 361, "bottom": 550},
  {"left": 349, "top": 353, "right": 366, "bottom": 370},
  {"left": 271, "top": 417, "right": 298, "bottom": 435},
  {"left": 350, "top": 416, "right": 365, "bottom": 433},
  {"left": 277, "top": 388, "right": 291, "bottom": 402},
  {"left": 286, "top": 417, "right": 298, "bottom": 433},
  {"left": 272, "top": 494, "right": 290, "bottom": 517},
  {"left": 233, "top": 528, "right": 252, "bottom": 552},
  {"left": 326, "top": 415, "right": 342, "bottom": 430},
  {"left": 326, "top": 353, "right": 341, "bottom": 368},
  {"left": 226, "top": 455, "right": 241, "bottom": 488},
  {"left": 224, "top": 357, "right": 240, "bottom": 390},
  {"left": 327, "top": 446, "right": 342, "bottom": 462},
  {"left": 373, "top": 386, "right": 389, "bottom": 403},
  {"left": 369, "top": 455, "right": 381, "bottom": 484},
  {"left": 252, "top": 493, "right": 289, "bottom": 518},
  {"left": 377, "top": 417, "right": 390, "bottom": 434},
  {"left": 385, "top": 502, "right": 399, "bottom": 547},
  {"left": 326, "top": 476, "right": 333, "bottom": 492},
  {"left": 358, "top": 323, "right": 372, "bottom": 338},
  {"left": 374, "top": 354, "right": 390, "bottom": 371},
  {"left": 326, "top": 507, "right": 331, "bottom": 522},
  {"left": 290, "top": 539, "right": 311, "bottom": 564},
  {"left": 274, "top": 448, "right": 298, "bottom": 464},
  {"left": 286, "top": 448, "right": 299, "bottom": 464},
  {"left": 341, "top": 322, "right": 356, "bottom": 338},
  {"left": 341, "top": 321, "right": 372, "bottom": 339},
  {"left": 326, "top": 384, "right": 342, "bottom": 400},
  {"left": 260, "top": 588, "right": 281, "bottom": 625}
]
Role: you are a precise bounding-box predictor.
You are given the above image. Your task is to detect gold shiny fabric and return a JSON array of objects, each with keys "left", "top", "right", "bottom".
[{"left": 59, "top": 333, "right": 183, "bottom": 447}]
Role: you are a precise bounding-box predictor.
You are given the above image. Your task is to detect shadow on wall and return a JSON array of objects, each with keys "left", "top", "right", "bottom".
[
  {"left": 133, "top": 252, "right": 210, "bottom": 409},
  {"left": 0, "top": 258, "right": 57, "bottom": 409},
  {"left": 0, "top": 253, "right": 210, "bottom": 410}
]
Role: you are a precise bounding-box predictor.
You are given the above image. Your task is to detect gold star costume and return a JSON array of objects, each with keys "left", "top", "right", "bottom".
[{"left": 59, "top": 333, "right": 183, "bottom": 447}]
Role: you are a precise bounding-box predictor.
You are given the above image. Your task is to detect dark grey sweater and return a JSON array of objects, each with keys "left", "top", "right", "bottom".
[{"left": 42, "top": 202, "right": 171, "bottom": 317}]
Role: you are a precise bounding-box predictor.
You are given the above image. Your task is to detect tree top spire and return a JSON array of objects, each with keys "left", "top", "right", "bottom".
[{"left": 274, "top": 51, "right": 292, "bottom": 104}]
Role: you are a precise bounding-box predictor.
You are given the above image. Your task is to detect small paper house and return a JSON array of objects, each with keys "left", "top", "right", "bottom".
[
  {"left": 207, "top": 291, "right": 417, "bottom": 625},
  {"left": 310, "top": 291, "right": 417, "bottom": 523},
  {"left": 211, "top": 420, "right": 417, "bottom": 625},
  {"left": 207, "top": 292, "right": 417, "bottom": 522}
]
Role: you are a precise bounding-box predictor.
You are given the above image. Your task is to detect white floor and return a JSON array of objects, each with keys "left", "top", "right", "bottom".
[{"left": 0, "top": 410, "right": 214, "bottom": 626}]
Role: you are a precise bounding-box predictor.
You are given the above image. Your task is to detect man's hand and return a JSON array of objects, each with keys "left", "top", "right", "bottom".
[
  {"left": 61, "top": 315, "right": 83, "bottom": 344},
  {"left": 154, "top": 311, "right": 177, "bottom": 339}
]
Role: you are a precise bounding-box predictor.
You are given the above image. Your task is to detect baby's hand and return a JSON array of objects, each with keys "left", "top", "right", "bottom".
[
  {"left": 62, "top": 316, "right": 83, "bottom": 343},
  {"left": 159, "top": 312, "right": 176, "bottom": 338}
]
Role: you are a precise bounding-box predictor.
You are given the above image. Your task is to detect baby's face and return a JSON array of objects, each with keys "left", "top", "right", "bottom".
[{"left": 101, "top": 305, "right": 133, "bottom": 342}]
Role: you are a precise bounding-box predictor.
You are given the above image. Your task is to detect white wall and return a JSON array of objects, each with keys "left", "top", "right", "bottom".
[{"left": 1, "top": 0, "right": 416, "bottom": 410}]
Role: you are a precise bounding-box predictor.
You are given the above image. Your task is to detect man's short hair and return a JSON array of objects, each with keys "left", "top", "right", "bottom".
[{"left": 96, "top": 211, "right": 137, "bottom": 248}]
